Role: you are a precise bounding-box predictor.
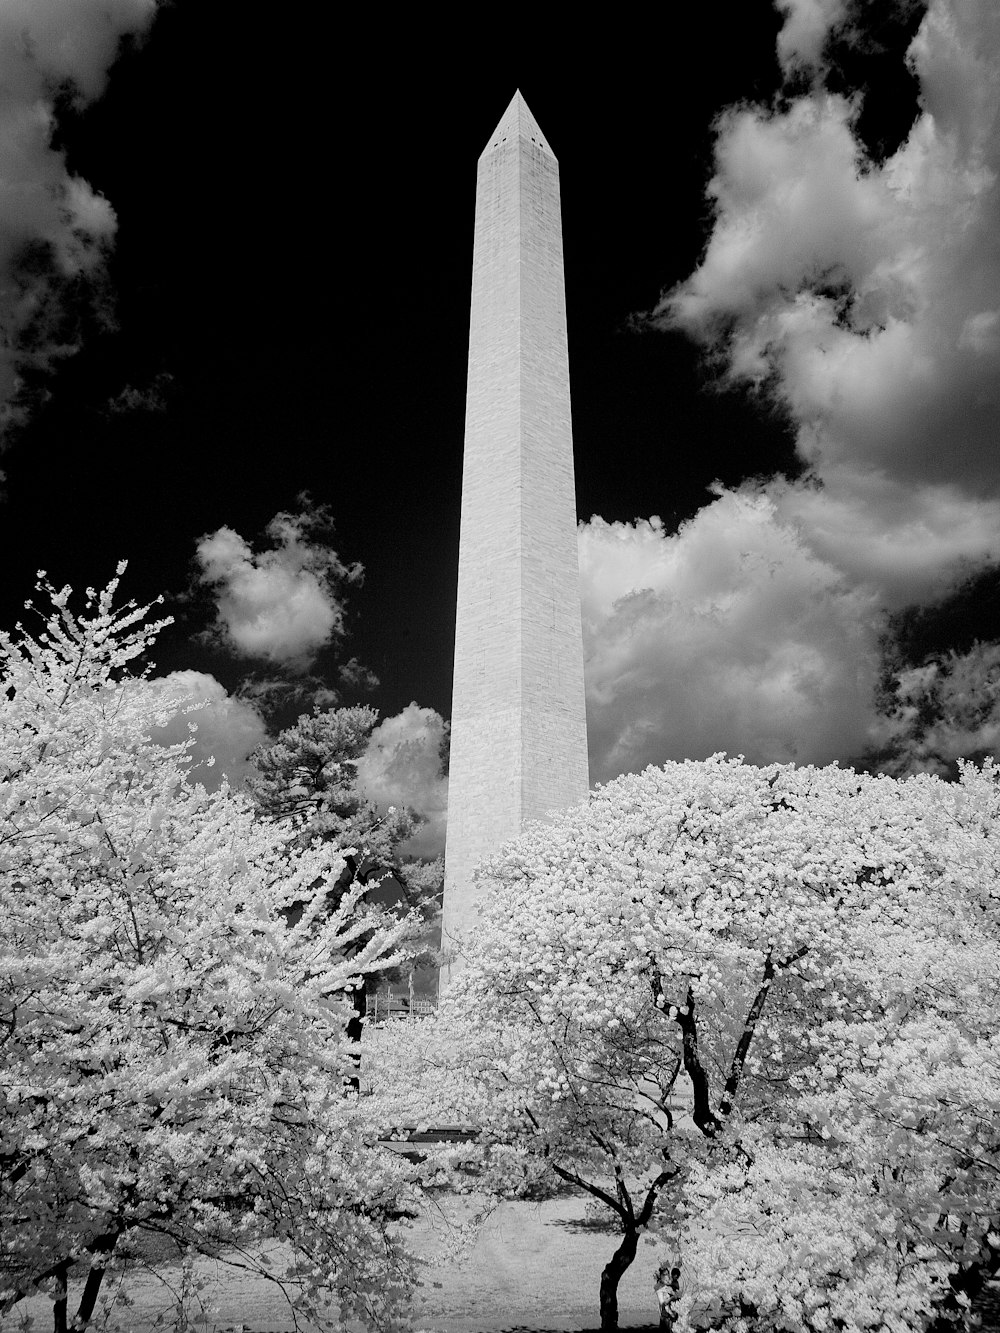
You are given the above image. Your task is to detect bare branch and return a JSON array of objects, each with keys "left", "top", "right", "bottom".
[
  {"left": 719, "top": 945, "right": 808, "bottom": 1119},
  {"left": 549, "top": 1160, "right": 627, "bottom": 1220},
  {"left": 636, "top": 1164, "right": 680, "bottom": 1229}
]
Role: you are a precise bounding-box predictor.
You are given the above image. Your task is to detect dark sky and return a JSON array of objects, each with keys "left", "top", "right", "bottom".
[
  {"left": 5, "top": 0, "right": 994, "bottom": 790},
  {"left": 0, "top": 4, "right": 799, "bottom": 719}
]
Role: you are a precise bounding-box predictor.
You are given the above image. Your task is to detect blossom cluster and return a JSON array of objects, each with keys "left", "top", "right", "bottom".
[
  {"left": 379, "top": 754, "right": 999, "bottom": 1330},
  {"left": 0, "top": 572, "right": 421, "bottom": 1331}
]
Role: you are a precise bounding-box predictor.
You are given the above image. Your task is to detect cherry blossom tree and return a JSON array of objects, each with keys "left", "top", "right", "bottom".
[
  {"left": 0, "top": 569, "right": 422, "bottom": 1333},
  {"left": 375, "top": 757, "right": 999, "bottom": 1331},
  {"left": 674, "top": 760, "right": 1000, "bottom": 1333}
]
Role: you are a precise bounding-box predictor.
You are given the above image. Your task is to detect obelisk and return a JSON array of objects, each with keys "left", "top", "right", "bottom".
[{"left": 442, "top": 91, "right": 589, "bottom": 982}]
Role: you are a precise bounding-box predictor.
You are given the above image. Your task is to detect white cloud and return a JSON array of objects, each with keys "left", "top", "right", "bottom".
[
  {"left": 0, "top": 1, "right": 157, "bottom": 102},
  {"left": 356, "top": 703, "right": 449, "bottom": 859},
  {"left": 770, "top": 472, "right": 1000, "bottom": 609},
  {"left": 0, "top": 0, "right": 158, "bottom": 439},
  {"left": 144, "top": 670, "right": 268, "bottom": 790},
  {"left": 597, "top": 0, "right": 1000, "bottom": 779},
  {"left": 657, "top": 0, "right": 1000, "bottom": 593},
  {"left": 580, "top": 493, "right": 882, "bottom": 783},
  {"left": 194, "top": 502, "right": 363, "bottom": 672},
  {"left": 775, "top": 0, "right": 852, "bottom": 72}
]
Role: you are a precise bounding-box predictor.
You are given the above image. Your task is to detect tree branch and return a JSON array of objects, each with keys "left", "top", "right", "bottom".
[
  {"left": 719, "top": 946, "right": 808, "bottom": 1119},
  {"left": 636, "top": 1164, "right": 679, "bottom": 1229},
  {"left": 549, "top": 1160, "right": 628, "bottom": 1220},
  {"left": 520, "top": 1103, "right": 627, "bottom": 1220}
]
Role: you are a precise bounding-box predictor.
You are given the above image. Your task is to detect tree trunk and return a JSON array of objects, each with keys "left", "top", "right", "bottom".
[
  {"left": 346, "top": 983, "right": 365, "bottom": 1091},
  {"left": 70, "top": 1262, "right": 108, "bottom": 1331},
  {"left": 600, "top": 1227, "right": 639, "bottom": 1330},
  {"left": 52, "top": 1262, "right": 70, "bottom": 1333}
]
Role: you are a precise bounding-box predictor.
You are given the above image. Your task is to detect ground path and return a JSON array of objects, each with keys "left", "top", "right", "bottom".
[
  {"left": 401, "top": 1193, "right": 663, "bottom": 1331},
  {"left": 7, "top": 1203, "right": 998, "bottom": 1333},
  {"left": 4, "top": 1195, "right": 665, "bottom": 1332}
]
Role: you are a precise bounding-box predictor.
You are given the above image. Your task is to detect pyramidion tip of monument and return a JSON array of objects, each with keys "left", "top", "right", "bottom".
[{"left": 481, "top": 88, "right": 556, "bottom": 160}]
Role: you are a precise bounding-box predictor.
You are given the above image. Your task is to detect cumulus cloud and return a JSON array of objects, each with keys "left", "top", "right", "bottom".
[
  {"left": 144, "top": 670, "right": 268, "bottom": 790},
  {"left": 356, "top": 703, "right": 449, "bottom": 859},
  {"left": 194, "top": 498, "right": 363, "bottom": 673},
  {"left": 656, "top": 0, "right": 1000, "bottom": 607},
  {"left": 590, "top": 0, "right": 1000, "bottom": 779},
  {"left": 580, "top": 494, "right": 881, "bottom": 783},
  {"left": 770, "top": 473, "right": 1000, "bottom": 610},
  {"left": 0, "top": 0, "right": 158, "bottom": 443},
  {"left": 775, "top": 0, "right": 852, "bottom": 72}
]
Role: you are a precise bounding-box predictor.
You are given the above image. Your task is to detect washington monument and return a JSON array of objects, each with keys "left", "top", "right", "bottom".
[{"left": 442, "top": 91, "right": 590, "bottom": 979}]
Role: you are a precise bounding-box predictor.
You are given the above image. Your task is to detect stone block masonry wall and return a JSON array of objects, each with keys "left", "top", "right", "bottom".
[{"left": 442, "top": 94, "right": 590, "bottom": 982}]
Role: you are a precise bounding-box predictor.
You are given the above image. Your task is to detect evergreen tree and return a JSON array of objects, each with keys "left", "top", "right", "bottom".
[{"left": 247, "top": 707, "right": 442, "bottom": 1000}]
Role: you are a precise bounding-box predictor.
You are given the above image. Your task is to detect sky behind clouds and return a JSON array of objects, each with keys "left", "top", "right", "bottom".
[
  {"left": 581, "top": 0, "right": 1000, "bottom": 781},
  {"left": 0, "top": 0, "right": 995, "bottom": 820},
  {"left": 0, "top": 0, "right": 156, "bottom": 438}
]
